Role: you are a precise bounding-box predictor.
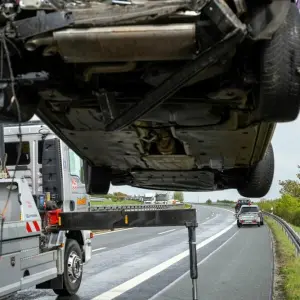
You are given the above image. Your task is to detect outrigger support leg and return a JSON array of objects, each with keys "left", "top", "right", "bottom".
[{"left": 185, "top": 221, "right": 199, "bottom": 300}]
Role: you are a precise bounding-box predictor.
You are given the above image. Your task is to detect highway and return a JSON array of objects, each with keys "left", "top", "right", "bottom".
[{"left": 9, "top": 205, "right": 274, "bottom": 300}]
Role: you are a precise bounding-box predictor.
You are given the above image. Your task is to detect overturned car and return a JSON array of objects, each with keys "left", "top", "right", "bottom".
[{"left": 0, "top": 0, "right": 298, "bottom": 197}]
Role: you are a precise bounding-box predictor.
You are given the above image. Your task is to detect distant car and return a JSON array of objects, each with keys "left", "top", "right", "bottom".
[
  {"left": 235, "top": 198, "right": 251, "bottom": 213},
  {"left": 236, "top": 205, "right": 263, "bottom": 228}
]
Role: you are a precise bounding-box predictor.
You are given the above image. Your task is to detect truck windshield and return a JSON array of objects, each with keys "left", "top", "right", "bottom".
[
  {"left": 240, "top": 207, "right": 259, "bottom": 213},
  {"left": 5, "top": 142, "right": 30, "bottom": 166}
]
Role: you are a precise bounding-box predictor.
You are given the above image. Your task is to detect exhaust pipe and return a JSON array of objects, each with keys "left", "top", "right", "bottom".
[{"left": 25, "top": 24, "right": 197, "bottom": 63}]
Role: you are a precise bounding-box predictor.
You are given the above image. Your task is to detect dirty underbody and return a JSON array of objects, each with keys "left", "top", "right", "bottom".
[{"left": 0, "top": 0, "right": 282, "bottom": 191}]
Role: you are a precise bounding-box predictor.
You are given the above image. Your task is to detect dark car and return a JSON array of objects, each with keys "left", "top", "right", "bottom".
[
  {"left": 0, "top": 0, "right": 298, "bottom": 197},
  {"left": 235, "top": 198, "right": 251, "bottom": 213}
]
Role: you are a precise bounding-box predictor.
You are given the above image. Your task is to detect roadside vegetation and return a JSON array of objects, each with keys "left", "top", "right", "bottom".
[
  {"left": 265, "top": 216, "right": 300, "bottom": 299},
  {"left": 90, "top": 191, "right": 188, "bottom": 207},
  {"left": 203, "top": 199, "right": 235, "bottom": 207},
  {"left": 258, "top": 166, "right": 300, "bottom": 227}
]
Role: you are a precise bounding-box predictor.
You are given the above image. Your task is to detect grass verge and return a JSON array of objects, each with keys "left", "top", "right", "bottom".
[
  {"left": 184, "top": 203, "right": 192, "bottom": 209},
  {"left": 265, "top": 216, "right": 300, "bottom": 299}
]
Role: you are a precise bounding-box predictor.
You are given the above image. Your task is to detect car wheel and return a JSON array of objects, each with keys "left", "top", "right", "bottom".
[
  {"left": 84, "top": 161, "right": 111, "bottom": 195},
  {"left": 237, "top": 143, "right": 274, "bottom": 198},
  {"left": 254, "top": 3, "right": 300, "bottom": 122}
]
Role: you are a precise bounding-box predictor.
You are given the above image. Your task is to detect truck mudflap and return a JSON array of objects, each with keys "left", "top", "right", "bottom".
[{"left": 58, "top": 208, "right": 197, "bottom": 230}]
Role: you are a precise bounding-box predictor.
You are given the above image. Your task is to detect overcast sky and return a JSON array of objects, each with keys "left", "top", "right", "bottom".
[{"left": 109, "top": 116, "right": 300, "bottom": 203}]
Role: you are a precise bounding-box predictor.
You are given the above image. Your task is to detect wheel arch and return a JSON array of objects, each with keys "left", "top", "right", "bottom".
[
  {"left": 247, "top": 0, "right": 292, "bottom": 41},
  {"left": 66, "top": 230, "right": 86, "bottom": 261}
]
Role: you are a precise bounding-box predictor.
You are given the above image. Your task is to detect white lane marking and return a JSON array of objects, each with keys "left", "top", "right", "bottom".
[
  {"left": 149, "top": 230, "right": 239, "bottom": 300},
  {"left": 158, "top": 229, "right": 176, "bottom": 235},
  {"left": 94, "top": 228, "right": 134, "bottom": 236},
  {"left": 92, "top": 247, "right": 107, "bottom": 253},
  {"left": 91, "top": 221, "right": 236, "bottom": 300},
  {"left": 200, "top": 214, "right": 218, "bottom": 225}
]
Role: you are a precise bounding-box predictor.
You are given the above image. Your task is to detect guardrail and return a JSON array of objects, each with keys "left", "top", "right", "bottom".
[
  {"left": 89, "top": 203, "right": 185, "bottom": 211},
  {"left": 263, "top": 211, "right": 300, "bottom": 255}
]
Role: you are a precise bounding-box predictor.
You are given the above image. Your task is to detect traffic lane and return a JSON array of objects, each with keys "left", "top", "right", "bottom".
[
  {"left": 8, "top": 206, "right": 233, "bottom": 300},
  {"left": 149, "top": 224, "right": 273, "bottom": 300},
  {"left": 91, "top": 205, "right": 217, "bottom": 252},
  {"left": 72, "top": 207, "right": 236, "bottom": 299}
]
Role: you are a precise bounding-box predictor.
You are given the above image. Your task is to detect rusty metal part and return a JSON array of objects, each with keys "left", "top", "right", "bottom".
[
  {"left": 156, "top": 130, "right": 176, "bottom": 155},
  {"left": 83, "top": 62, "right": 136, "bottom": 81},
  {"left": 52, "top": 24, "right": 197, "bottom": 63}
]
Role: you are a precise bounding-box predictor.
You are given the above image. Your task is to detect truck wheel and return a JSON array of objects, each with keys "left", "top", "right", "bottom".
[
  {"left": 237, "top": 143, "right": 274, "bottom": 198},
  {"left": 84, "top": 161, "right": 111, "bottom": 195},
  {"left": 53, "top": 239, "right": 83, "bottom": 296},
  {"left": 254, "top": 3, "right": 300, "bottom": 122}
]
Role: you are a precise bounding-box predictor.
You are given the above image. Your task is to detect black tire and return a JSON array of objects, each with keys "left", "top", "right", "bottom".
[
  {"left": 84, "top": 161, "right": 111, "bottom": 195},
  {"left": 237, "top": 221, "right": 241, "bottom": 228},
  {"left": 255, "top": 3, "right": 300, "bottom": 122},
  {"left": 260, "top": 220, "right": 264, "bottom": 226},
  {"left": 257, "top": 223, "right": 261, "bottom": 227},
  {"left": 238, "top": 143, "right": 274, "bottom": 198},
  {"left": 53, "top": 239, "right": 83, "bottom": 296}
]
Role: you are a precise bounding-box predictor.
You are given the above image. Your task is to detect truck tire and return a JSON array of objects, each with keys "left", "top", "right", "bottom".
[
  {"left": 237, "top": 143, "right": 274, "bottom": 198},
  {"left": 255, "top": 3, "right": 300, "bottom": 122},
  {"left": 84, "top": 161, "right": 111, "bottom": 195},
  {"left": 53, "top": 239, "right": 83, "bottom": 296}
]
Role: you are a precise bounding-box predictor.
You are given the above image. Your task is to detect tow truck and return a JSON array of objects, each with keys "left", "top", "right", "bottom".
[{"left": 0, "top": 119, "right": 199, "bottom": 299}]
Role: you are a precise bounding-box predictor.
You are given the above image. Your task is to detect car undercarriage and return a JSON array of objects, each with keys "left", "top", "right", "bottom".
[{"left": 0, "top": 0, "right": 298, "bottom": 197}]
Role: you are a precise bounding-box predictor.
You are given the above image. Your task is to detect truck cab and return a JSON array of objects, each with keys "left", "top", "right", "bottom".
[{"left": 3, "top": 117, "right": 92, "bottom": 268}]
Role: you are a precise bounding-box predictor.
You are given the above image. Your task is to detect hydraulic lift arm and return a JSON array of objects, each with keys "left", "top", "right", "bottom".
[{"left": 59, "top": 207, "right": 199, "bottom": 299}]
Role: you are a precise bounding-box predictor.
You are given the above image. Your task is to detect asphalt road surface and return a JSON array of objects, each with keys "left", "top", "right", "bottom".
[{"left": 8, "top": 205, "right": 273, "bottom": 300}]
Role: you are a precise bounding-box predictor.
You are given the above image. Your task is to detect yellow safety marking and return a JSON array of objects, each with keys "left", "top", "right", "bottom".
[{"left": 125, "top": 215, "right": 128, "bottom": 225}]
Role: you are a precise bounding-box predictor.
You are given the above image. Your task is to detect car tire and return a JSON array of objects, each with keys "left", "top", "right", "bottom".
[
  {"left": 84, "top": 161, "right": 111, "bottom": 195},
  {"left": 254, "top": 3, "right": 300, "bottom": 122},
  {"left": 237, "top": 143, "right": 274, "bottom": 198},
  {"left": 53, "top": 239, "right": 83, "bottom": 296}
]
